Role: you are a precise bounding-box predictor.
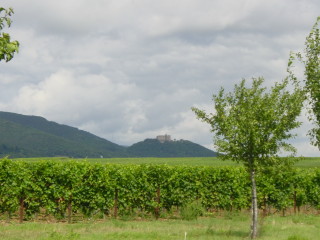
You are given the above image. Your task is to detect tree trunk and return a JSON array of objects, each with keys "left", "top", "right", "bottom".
[
  {"left": 114, "top": 189, "right": 118, "bottom": 218},
  {"left": 19, "top": 197, "right": 24, "bottom": 224},
  {"left": 155, "top": 187, "right": 161, "bottom": 219},
  {"left": 293, "top": 191, "right": 297, "bottom": 214},
  {"left": 263, "top": 196, "right": 267, "bottom": 217},
  {"left": 250, "top": 168, "right": 258, "bottom": 239},
  {"left": 67, "top": 199, "right": 72, "bottom": 224}
]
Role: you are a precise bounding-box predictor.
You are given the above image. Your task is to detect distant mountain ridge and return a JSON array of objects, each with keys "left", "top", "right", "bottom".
[
  {"left": 0, "top": 111, "right": 218, "bottom": 158},
  {"left": 0, "top": 111, "right": 126, "bottom": 158}
]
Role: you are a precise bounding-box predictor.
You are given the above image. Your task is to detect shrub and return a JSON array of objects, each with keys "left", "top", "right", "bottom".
[{"left": 180, "top": 200, "right": 204, "bottom": 220}]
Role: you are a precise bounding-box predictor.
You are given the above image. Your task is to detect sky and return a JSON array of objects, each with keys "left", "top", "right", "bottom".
[{"left": 1, "top": 0, "right": 320, "bottom": 156}]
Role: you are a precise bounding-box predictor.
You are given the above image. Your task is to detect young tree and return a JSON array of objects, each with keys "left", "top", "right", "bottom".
[
  {"left": 0, "top": 7, "right": 19, "bottom": 62},
  {"left": 302, "top": 17, "right": 320, "bottom": 148},
  {"left": 192, "top": 77, "right": 304, "bottom": 239}
]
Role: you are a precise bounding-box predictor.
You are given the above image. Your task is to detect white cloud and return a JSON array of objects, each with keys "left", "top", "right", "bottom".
[
  {"left": 1, "top": 0, "right": 320, "bottom": 156},
  {"left": 5, "top": 69, "right": 140, "bottom": 129}
]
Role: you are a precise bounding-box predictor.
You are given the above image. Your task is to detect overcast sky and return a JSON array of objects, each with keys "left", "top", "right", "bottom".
[{"left": 1, "top": 0, "right": 320, "bottom": 156}]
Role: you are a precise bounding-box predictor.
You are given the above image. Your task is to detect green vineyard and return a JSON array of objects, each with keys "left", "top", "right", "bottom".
[{"left": 0, "top": 159, "right": 320, "bottom": 222}]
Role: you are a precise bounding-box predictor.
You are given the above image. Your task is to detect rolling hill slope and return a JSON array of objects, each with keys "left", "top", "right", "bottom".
[
  {"left": 0, "top": 112, "right": 127, "bottom": 158},
  {"left": 0, "top": 111, "right": 218, "bottom": 158},
  {"left": 126, "top": 138, "right": 217, "bottom": 157}
]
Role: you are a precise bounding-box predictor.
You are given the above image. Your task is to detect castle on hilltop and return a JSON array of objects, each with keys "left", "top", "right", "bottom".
[{"left": 156, "top": 134, "right": 172, "bottom": 143}]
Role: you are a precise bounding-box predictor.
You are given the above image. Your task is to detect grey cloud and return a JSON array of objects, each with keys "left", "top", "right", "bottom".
[{"left": 1, "top": 0, "right": 320, "bottom": 155}]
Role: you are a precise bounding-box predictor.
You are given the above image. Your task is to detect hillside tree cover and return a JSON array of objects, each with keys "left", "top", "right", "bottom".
[
  {"left": 192, "top": 77, "right": 304, "bottom": 239},
  {"left": 0, "top": 111, "right": 218, "bottom": 158},
  {"left": 0, "top": 7, "right": 19, "bottom": 62}
]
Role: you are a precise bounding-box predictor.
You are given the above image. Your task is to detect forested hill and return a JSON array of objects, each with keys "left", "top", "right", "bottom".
[
  {"left": 0, "top": 111, "right": 218, "bottom": 158},
  {"left": 126, "top": 139, "right": 217, "bottom": 157},
  {"left": 0, "top": 111, "right": 126, "bottom": 158}
]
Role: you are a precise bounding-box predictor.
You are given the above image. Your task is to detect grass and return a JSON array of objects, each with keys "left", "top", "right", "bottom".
[
  {"left": 12, "top": 156, "right": 320, "bottom": 168},
  {"left": 294, "top": 157, "right": 320, "bottom": 168},
  {"left": 12, "top": 157, "right": 240, "bottom": 166},
  {"left": 0, "top": 213, "right": 319, "bottom": 239}
]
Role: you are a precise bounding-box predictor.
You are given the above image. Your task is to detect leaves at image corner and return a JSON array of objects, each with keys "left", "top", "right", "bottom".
[
  {"left": 302, "top": 17, "right": 320, "bottom": 148},
  {"left": 0, "top": 7, "right": 19, "bottom": 62}
]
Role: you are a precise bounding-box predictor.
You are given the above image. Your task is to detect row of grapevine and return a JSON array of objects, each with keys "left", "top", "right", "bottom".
[{"left": 0, "top": 159, "right": 319, "bottom": 221}]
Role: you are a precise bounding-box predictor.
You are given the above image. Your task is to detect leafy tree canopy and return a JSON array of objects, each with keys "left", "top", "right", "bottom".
[
  {"left": 0, "top": 7, "right": 19, "bottom": 62},
  {"left": 192, "top": 77, "right": 304, "bottom": 169},
  {"left": 300, "top": 17, "right": 320, "bottom": 148}
]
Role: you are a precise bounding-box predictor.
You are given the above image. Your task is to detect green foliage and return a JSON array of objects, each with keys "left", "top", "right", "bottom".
[
  {"left": 1, "top": 159, "right": 320, "bottom": 222},
  {"left": 192, "top": 77, "right": 304, "bottom": 169},
  {"left": 0, "top": 7, "right": 19, "bottom": 62},
  {"left": 180, "top": 200, "right": 205, "bottom": 220},
  {"left": 300, "top": 17, "right": 320, "bottom": 148}
]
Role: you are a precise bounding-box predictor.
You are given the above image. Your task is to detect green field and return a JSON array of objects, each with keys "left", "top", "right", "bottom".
[
  {"left": 13, "top": 156, "right": 320, "bottom": 168},
  {"left": 0, "top": 213, "right": 319, "bottom": 240},
  {"left": 12, "top": 157, "right": 235, "bottom": 166}
]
